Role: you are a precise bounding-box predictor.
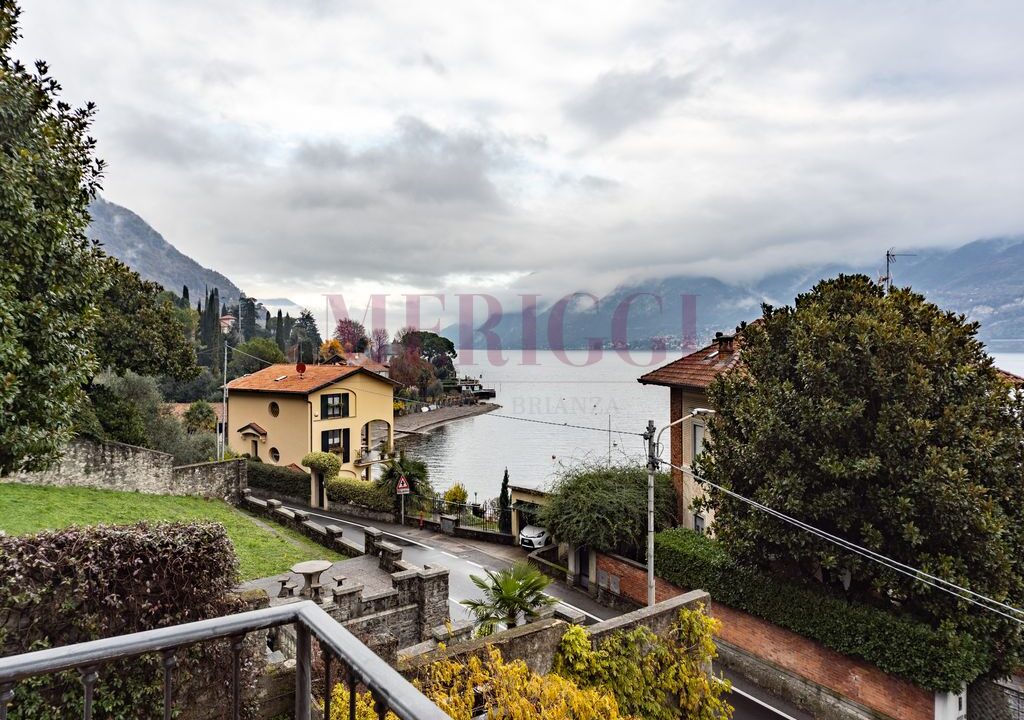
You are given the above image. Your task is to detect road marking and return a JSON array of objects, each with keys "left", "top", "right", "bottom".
[
  {"left": 440, "top": 551, "right": 458, "bottom": 559},
  {"left": 467, "top": 561, "right": 484, "bottom": 569},
  {"left": 718, "top": 679, "right": 799, "bottom": 720}
]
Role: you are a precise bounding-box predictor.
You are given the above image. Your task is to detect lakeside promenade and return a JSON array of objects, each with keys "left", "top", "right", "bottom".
[{"left": 394, "top": 402, "right": 500, "bottom": 438}]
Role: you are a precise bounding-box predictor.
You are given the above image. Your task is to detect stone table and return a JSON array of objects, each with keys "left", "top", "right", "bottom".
[{"left": 290, "top": 559, "right": 333, "bottom": 598}]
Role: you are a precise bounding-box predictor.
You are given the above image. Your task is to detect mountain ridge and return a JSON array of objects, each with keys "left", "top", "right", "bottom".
[{"left": 87, "top": 196, "right": 243, "bottom": 304}]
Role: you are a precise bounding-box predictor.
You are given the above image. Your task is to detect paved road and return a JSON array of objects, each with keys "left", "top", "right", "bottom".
[
  {"left": 289, "top": 505, "right": 805, "bottom": 719},
  {"left": 291, "top": 506, "right": 614, "bottom": 625}
]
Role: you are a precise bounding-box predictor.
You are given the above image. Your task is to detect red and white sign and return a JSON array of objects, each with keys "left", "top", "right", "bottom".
[{"left": 396, "top": 475, "right": 410, "bottom": 495}]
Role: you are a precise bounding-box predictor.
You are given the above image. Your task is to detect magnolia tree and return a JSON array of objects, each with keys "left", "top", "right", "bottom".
[{"left": 696, "top": 274, "right": 1024, "bottom": 673}]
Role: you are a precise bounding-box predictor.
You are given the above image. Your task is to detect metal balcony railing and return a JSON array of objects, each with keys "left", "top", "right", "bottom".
[{"left": 0, "top": 601, "right": 449, "bottom": 720}]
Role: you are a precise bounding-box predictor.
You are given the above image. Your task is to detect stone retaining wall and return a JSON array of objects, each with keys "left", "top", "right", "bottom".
[
  {"left": 399, "top": 590, "right": 710, "bottom": 679},
  {"left": 8, "top": 438, "right": 245, "bottom": 500}
]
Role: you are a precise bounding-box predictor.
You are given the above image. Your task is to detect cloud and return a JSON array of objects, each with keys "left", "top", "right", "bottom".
[
  {"left": 565, "top": 61, "right": 694, "bottom": 139},
  {"left": 13, "top": 0, "right": 1024, "bottom": 325}
]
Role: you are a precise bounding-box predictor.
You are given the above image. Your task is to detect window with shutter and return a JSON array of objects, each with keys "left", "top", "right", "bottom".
[
  {"left": 342, "top": 428, "right": 350, "bottom": 463},
  {"left": 321, "top": 429, "right": 341, "bottom": 453},
  {"left": 341, "top": 393, "right": 350, "bottom": 417},
  {"left": 323, "top": 394, "right": 342, "bottom": 418}
]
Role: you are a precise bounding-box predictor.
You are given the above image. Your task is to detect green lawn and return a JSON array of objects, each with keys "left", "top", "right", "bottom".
[{"left": 0, "top": 483, "right": 341, "bottom": 580}]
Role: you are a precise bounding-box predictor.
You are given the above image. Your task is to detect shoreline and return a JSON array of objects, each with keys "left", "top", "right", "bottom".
[{"left": 394, "top": 402, "right": 500, "bottom": 438}]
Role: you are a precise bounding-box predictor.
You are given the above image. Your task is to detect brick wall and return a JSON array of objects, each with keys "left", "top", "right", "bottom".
[
  {"left": 8, "top": 439, "right": 245, "bottom": 500},
  {"left": 596, "top": 552, "right": 679, "bottom": 606},
  {"left": 594, "top": 550, "right": 934, "bottom": 720}
]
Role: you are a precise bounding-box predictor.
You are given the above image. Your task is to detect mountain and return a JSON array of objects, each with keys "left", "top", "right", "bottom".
[
  {"left": 87, "top": 196, "right": 242, "bottom": 304},
  {"left": 442, "top": 236, "right": 1024, "bottom": 351}
]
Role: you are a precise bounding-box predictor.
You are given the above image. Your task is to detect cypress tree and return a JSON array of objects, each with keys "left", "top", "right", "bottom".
[
  {"left": 499, "top": 468, "right": 512, "bottom": 533},
  {"left": 275, "top": 309, "right": 285, "bottom": 350},
  {"left": 181, "top": 285, "right": 189, "bottom": 307}
]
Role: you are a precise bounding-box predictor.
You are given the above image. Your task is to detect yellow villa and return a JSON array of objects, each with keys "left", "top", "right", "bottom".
[{"left": 225, "top": 363, "right": 398, "bottom": 502}]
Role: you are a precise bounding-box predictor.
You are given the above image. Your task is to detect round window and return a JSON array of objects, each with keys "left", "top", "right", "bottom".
[
  {"left": 270, "top": 447, "right": 281, "bottom": 463},
  {"left": 269, "top": 401, "right": 280, "bottom": 417}
]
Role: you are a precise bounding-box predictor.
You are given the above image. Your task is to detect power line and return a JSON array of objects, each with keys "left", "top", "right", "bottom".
[
  {"left": 662, "top": 459, "right": 1024, "bottom": 626},
  {"left": 222, "top": 343, "right": 645, "bottom": 435},
  {"left": 483, "top": 412, "right": 645, "bottom": 437}
]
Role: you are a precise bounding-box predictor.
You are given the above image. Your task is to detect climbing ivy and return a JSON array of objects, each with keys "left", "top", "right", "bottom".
[{"left": 553, "top": 606, "right": 733, "bottom": 720}]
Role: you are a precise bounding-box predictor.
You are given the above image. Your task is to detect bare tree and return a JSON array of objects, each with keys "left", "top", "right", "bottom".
[{"left": 370, "top": 327, "right": 390, "bottom": 362}]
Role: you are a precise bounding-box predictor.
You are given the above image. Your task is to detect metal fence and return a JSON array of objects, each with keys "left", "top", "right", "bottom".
[
  {"left": 0, "top": 601, "right": 449, "bottom": 720},
  {"left": 1005, "top": 682, "right": 1024, "bottom": 720},
  {"left": 411, "top": 494, "right": 512, "bottom": 535}
]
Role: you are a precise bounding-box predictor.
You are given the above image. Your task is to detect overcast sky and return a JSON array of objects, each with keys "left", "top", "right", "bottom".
[{"left": 18, "top": 0, "right": 1024, "bottom": 324}]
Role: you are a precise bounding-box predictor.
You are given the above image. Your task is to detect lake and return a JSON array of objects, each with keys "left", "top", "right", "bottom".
[{"left": 398, "top": 349, "right": 1024, "bottom": 504}]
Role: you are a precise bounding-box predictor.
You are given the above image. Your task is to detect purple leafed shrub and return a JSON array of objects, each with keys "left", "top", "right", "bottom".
[{"left": 0, "top": 522, "right": 261, "bottom": 719}]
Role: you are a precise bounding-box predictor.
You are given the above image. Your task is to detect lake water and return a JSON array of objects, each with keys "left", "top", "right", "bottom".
[{"left": 399, "top": 350, "right": 1024, "bottom": 503}]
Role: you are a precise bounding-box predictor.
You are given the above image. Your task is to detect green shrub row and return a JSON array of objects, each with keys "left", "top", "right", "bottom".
[
  {"left": 326, "top": 477, "right": 393, "bottom": 513},
  {"left": 654, "top": 529, "right": 989, "bottom": 691},
  {"left": 246, "top": 460, "right": 309, "bottom": 498}
]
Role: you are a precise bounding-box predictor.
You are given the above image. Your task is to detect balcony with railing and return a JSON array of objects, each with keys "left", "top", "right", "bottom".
[{"left": 0, "top": 600, "right": 449, "bottom": 720}]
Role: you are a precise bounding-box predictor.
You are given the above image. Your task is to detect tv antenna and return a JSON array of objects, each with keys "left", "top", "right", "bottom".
[{"left": 883, "top": 248, "right": 916, "bottom": 293}]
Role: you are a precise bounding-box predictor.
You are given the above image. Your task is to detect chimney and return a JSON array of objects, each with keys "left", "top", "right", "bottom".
[{"left": 715, "top": 331, "right": 734, "bottom": 355}]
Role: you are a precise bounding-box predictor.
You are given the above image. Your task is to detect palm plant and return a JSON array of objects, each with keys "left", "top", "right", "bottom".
[
  {"left": 464, "top": 562, "right": 557, "bottom": 636},
  {"left": 377, "top": 450, "right": 431, "bottom": 513}
]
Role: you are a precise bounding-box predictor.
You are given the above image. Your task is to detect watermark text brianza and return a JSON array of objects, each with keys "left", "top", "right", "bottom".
[{"left": 326, "top": 292, "right": 698, "bottom": 368}]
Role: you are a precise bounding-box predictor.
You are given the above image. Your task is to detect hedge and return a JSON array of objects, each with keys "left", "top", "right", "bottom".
[
  {"left": 654, "top": 529, "right": 989, "bottom": 692},
  {"left": 0, "top": 522, "right": 260, "bottom": 718},
  {"left": 326, "top": 477, "right": 394, "bottom": 513},
  {"left": 247, "top": 459, "right": 309, "bottom": 498}
]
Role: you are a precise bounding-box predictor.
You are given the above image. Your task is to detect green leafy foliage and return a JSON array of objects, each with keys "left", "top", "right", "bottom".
[
  {"left": 85, "top": 371, "right": 216, "bottom": 464},
  {"left": 655, "top": 528, "right": 989, "bottom": 691},
  {"left": 302, "top": 450, "right": 341, "bottom": 479},
  {"left": 0, "top": 3, "right": 106, "bottom": 475},
  {"left": 498, "top": 467, "right": 512, "bottom": 533},
  {"left": 541, "top": 462, "right": 676, "bottom": 557},
  {"left": 463, "top": 562, "right": 557, "bottom": 636},
  {"left": 92, "top": 255, "right": 199, "bottom": 381},
  {"left": 378, "top": 451, "right": 431, "bottom": 513},
  {"left": 326, "top": 477, "right": 393, "bottom": 512},
  {"left": 695, "top": 275, "right": 1024, "bottom": 674},
  {"left": 183, "top": 399, "right": 216, "bottom": 433},
  {"left": 0, "top": 521, "right": 260, "bottom": 718},
  {"left": 227, "top": 337, "right": 285, "bottom": 380},
  {"left": 289, "top": 309, "right": 323, "bottom": 364},
  {"left": 553, "top": 607, "right": 732, "bottom": 720},
  {"left": 246, "top": 460, "right": 309, "bottom": 498}
]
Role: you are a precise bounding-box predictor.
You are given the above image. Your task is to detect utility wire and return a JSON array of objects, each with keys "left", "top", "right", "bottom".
[
  {"left": 482, "top": 413, "right": 645, "bottom": 437},
  {"left": 662, "top": 459, "right": 1024, "bottom": 626}
]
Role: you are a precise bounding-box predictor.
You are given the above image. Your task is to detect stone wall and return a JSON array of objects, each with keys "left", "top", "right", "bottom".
[
  {"left": 399, "top": 590, "right": 710, "bottom": 680},
  {"left": 242, "top": 492, "right": 364, "bottom": 557},
  {"left": 8, "top": 438, "right": 245, "bottom": 500},
  {"left": 593, "top": 551, "right": 937, "bottom": 720},
  {"left": 171, "top": 458, "right": 246, "bottom": 501}
]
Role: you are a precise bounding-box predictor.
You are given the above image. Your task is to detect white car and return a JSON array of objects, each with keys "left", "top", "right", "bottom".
[{"left": 519, "top": 525, "right": 551, "bottom": 549}]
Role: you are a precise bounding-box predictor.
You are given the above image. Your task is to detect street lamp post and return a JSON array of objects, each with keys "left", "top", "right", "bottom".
[{"left": 645, "top": 407, "right": 715, "bottom": 606}]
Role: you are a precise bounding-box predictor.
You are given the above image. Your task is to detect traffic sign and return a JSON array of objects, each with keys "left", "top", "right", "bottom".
[{"left": 396, "top": 475, "right": 410, "bottom": 495}]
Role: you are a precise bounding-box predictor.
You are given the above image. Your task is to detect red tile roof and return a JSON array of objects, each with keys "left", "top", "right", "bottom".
[
  {"left": 236, "top": 422, "right": 267, "bottom": 436},
  {"left": 997, "top": 368, "right": 1024, "bottom": 386},
  {"left": 639, "top": 328, "right": 1024, "bottom": 392},
  {"left": 225, "top": 363, "right": 397, "bottom": 394},
  {"left": 638, "top": 335, "right": 745, "bottom": 390},
  {"left": 164, "top": 402, "right": 226, "bottom": 423}
]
